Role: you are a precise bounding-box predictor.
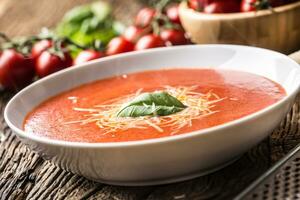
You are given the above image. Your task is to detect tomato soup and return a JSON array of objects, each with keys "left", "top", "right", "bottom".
[{"left": 24, "top": 69, "right": 286, "bottom": 143}]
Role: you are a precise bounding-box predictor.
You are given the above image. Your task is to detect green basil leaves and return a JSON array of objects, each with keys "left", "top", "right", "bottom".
[
  {"left": 117, "top": 91, "right": 187, "bottom": 118},
  {"left": 56, "top": 1, "right": 123, "bottom": 47}
]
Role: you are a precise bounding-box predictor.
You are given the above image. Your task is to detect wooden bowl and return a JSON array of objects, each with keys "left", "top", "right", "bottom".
[{"left": 179, "top": 2, "right": 300, "bottom": 54}]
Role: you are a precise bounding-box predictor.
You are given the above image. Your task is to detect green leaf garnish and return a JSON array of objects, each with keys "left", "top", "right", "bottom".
[
  {"left": 63, "top": 4, "right": 94, "bottom": 24},
  {"left": 55, "top": 1, "right": 120, "bottom": 47},
  {"left": 117, "top": 91, "right": 187, "bottom": 118}
]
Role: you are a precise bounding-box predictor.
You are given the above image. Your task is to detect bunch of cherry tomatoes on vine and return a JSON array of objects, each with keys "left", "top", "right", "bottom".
[
  {"left": 0, "top": 0, "right": 298, "bottom": 91},
  {"left": 0, "top": 0, "right": 189, "bottom": 91}
]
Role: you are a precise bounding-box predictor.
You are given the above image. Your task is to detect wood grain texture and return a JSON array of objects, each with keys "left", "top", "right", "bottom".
[
  {"left": 0, "top": 0, "right": 142, "bottom": 37},
  {"left": 0, "top": 0, "right": 300, "bottom": 199}
]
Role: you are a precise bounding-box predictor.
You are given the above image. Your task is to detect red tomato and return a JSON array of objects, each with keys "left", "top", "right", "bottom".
[
  {"left": 135, "top": 7, "right": 156, "bottom": 28},
  {"left": 35, "top": 51, "right": 72, "bottom": 78},
  {"left": 204, "top": 0, "right": 240, "bottom": 13},
  {"left": 188, "top": 0, "right": 210, "bottom": 11},
  {"left": 0, "top": 49, "right": 35, "bottom": 90},
  {"left": 31, "top": 40, "right": 53, "bottom": 59},
  {"left": 241, "top": 0, "right": 257, "bottom": 12},
  {"left": 166, "top": 5, "right": 181, "bottom": 24},
  {"left": 123, "top": 26, "right": 149, "bottom": 43},
  {"left": 189, "top": 0, "right": 200, "bottom": 10},
  {"left": 74, "top": 50, "right": 104, "bottom": 65},
  {"left": 134, "top": 34, "right": 165, "bottom": 51},
  {"left": 160, "top": 29, "right": 188, "bottom": 45},
  {"left": 106, "top": 37, "right": 134, "bottom": 56},
  {"left": 241, "top": 0, "right": 284, "bottom": 12}
]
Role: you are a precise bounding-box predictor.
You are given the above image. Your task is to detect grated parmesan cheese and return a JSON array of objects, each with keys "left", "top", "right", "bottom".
[{"left": 65, "top": 86, "right": 226, "bottom": 135}]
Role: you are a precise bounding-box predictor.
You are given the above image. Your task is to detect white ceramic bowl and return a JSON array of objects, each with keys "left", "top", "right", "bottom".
[{"left": 4, "top": 45, "right": 300, "bottom": 186}]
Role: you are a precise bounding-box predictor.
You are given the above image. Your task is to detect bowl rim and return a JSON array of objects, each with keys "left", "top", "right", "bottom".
[
  {"left": 179, "top": 1, "right": 300, "bottom": 20},
  {"left": 4, "top": 44, "right": 300, "bottom": 149}
]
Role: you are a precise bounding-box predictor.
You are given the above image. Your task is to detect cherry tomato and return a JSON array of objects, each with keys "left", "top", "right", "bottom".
[
  {"left": 166, "top": 5, "right": 181, "bottom": 24},
  {"left": 74, "top": 50, "right": 104, "bottom": 65},
  {"left": 241, "top": 0, "right": 267, "bottom": 12},
  {"left": 135, "top": 7, "right": 156, "bottom": 28},
  {"left": 106, "top": 37, "right": 134, "bottom": 56},
  {"left": 35, "top": 51, "right": 72, "bottom": 78},
  {"left": 241, "top": 0, "right": 284, "bottom": 12},
  {"left": 160, "top": 29, "right": 188, "bottom": 45},
  {"left": 204, "top": 0, "right": 240, "bottom": 13},
  {"left": 31, "top": 40, "right": 53, "bottom": 59},
  {"left": 241, "top": 0, "right": 257, "bottom": 12},
  {"left": 134, "top": 34, "right": 165, "bottom": 51},
  {"left": 123, "top": 26, "right": 149, "bottom": 43},
  {"left": 188, "top": 0, "right": 210, "bottom": 11},
  {"left": 0, "top": 49, "right": 35, "bottom": 90},
  {"left": 189, "top": 0, "right": 200, "bottom": 10}
]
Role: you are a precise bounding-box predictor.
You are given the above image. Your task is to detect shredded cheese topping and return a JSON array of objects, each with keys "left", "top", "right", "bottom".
[{"left": 66, "top": 86, "right": 226, "bottom": 135}]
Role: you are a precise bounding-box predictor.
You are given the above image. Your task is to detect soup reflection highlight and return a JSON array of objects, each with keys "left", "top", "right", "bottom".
[{"left": 24, "top": 69, "right": 286, "bottom": 143}]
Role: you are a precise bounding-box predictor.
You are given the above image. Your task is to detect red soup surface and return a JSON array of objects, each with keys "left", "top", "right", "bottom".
[{"left": 24, "top": 69, "right": 286, "bottom": 143}]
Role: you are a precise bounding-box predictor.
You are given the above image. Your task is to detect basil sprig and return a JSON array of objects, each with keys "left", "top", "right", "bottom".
[
  {"left": 117, "top": 91, "right": 187, "bottom": 118},
  {"left": 56, "top": 1, "right": 123, "bottom": 47}
]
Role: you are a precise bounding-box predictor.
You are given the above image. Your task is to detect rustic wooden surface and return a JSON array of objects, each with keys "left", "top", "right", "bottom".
[{"left": 1, "top": 0, "right": 300, "bottom": 199}]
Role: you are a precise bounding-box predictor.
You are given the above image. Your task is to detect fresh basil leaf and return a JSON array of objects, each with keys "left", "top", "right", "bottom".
[
  {"left": 117, "top": 92, "right": 187, "bottom": 118},
  {"left": 56, "top": 22, "right": 81, "bottom": 37},
  {"left": 63, "top": 5, "right": 94, "bottom": 24},
  {"left": 80, "top": 18, "right": 93, "bottom": 34},
  {"left": 70, "top": 28, "right": 117, "bottom": 46},
  {"left": 80, "top": 17, "right": 111, "bottom": 34},
  {"left": 56, "top": 1, "right": 119, "bottom": 47},
  {"left": 91, "top": 1, "right": 111, "bottom": 22}
]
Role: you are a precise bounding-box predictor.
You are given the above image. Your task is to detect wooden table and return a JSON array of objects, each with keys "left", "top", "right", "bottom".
[{"left": 1, "top": 1, "right": 300, "bottom": 199}]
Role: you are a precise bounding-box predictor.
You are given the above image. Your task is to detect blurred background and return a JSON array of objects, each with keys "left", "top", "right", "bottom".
[
  {"left": 0, "top": 0, "right": 143, "bottom": 37},
  {"left": 0, "top": 0, "right": 299, "bottom": 90}
]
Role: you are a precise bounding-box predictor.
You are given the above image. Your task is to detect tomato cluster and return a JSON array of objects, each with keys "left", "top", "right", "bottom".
[
  {"left": 76, "top": 3, "right": 189, "bottom": 62},
  {"left": 0, "top": 2, "right": 190, "bottom": 91},
  {"left": 188, "top": 0, "right": 298, "bottom": 13},
  {"left": 107, "top": 3, "right": 189, "bottom": 54},
  {"left": 0, "top": 39, "right": 72, "bottom": 90}
]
